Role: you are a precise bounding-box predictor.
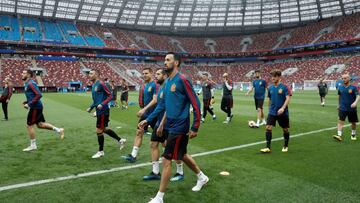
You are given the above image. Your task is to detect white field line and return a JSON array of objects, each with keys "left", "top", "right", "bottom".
[{"left": 0, "top": 124, "right": 349, "bottom": 192}]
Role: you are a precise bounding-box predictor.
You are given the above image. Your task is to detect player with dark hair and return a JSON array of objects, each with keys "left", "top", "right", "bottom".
[
  {"left": 333, "top": 73, "right": 359, "bottom": 141},
  {"left": 120, "top": 79, "right": 129, "bottom": 109},
  {"left": 318, "top": 78, "right": 328, "bottom": 107},
  {"left": 246, "top": 70, "right": 267, "bottom": 127},
  {"left": 123, "top": 67, "right": 159, "bottom": 162},
  {"left": 1, "top": 77, "right": 12, "bottom": 121},
  {"left": 197, "top": 73, "right": 216, "bottom": 123},
  {"left": 221, "top": 73, "right": 234, "bottom": 124},
  {"left": 22, "top": 70, "right": 65, "bottom": 152},
  {"left": 86, "top": 70, "right": 126, "bottom": 158},
  {"left": 140, "top": 52, "right": 208, "bottom": 203},
  {"left": 260, "top": 69, "right": 292, "bottom": 153}
]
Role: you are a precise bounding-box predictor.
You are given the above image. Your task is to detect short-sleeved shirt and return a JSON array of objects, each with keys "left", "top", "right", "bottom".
[
  {"left": 318, "top": 82, "right": 328, "bottom": 94},
  {"left": 252, "top": 79, "right": 267, "bottom": 99},
  {"left": 222, "top": 80, "right": 233, "bottom": 99},
  {"left": 268, "top": 83, "right": 292, "bottom": 116},
  {"left": 338, "top": 85, "right": 358, "bottom": 112},
  {"left": 201, "top": 81, "right": 213, "bottom": 100},
  {"left": 139, "top": 80, "right": 159, "bottom": 117}
]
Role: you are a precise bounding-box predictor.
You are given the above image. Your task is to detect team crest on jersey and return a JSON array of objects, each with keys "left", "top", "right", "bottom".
[
  {"left": 349, "top": 89, "right": 353, "bottom": 94},
  {"left": 171, "top": 84, "right": 176, "bottom": 92},
  {"left": 148, "top": 87, "right": 152, "bottom": 92},
  {"left": 278, "top": 89, "right": 283, "bottom": 94},
  {"left": 259, "top": 81, "right": 262, "bottom": 85}
]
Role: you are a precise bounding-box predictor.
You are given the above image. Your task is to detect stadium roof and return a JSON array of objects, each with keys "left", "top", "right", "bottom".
[{"left": 0, "top": 0, "right": 359, "bottom": 34}]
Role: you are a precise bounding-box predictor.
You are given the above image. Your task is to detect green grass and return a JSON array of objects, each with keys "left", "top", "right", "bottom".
[{"left": 0, "top": 90, "right": 360, "bottom": 203}]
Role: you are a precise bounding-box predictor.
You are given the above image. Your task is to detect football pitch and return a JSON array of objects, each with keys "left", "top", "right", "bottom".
[{"left": 0, "top": 90, "right": 359, "bottom": 203}]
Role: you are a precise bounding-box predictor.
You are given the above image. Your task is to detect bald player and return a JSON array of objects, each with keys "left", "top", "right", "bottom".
[{"left": 333, "top": 73, "right": 359, "bottom": 141}]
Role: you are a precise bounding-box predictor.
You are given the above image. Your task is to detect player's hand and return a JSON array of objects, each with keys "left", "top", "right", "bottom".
[
  {"left": 157, "top": 124, "right": 164, "bottom": 137},
  {"left": 137, "top": 109, "right": 145, "bottom": 118},
  {"left": 86, "top": 108, "right": 91, "bottom": 113},
  {"left": 23, "top": 104, "right": 29, "bottom": 109},
  {"left": 138, "top": 120, "right": 148, "bottom": 129},
  {"left": 351, "top": 102, "right": 357, "bottom": 108},
  {"left": 188, "top": 130, "right": 198, "bottom": 139},
  {"left": 277, "top": 108, "right": 285, "bottom": 115},
  {"left": 210, "top": 99, "right": 215, "bottom": 104},
  {"left": 97, "top": 104, "right": 103, "bottom": 109}
]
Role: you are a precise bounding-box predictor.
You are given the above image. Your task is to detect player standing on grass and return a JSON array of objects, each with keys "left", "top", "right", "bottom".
[
  {"left": 123, "top": 68, "right": 159, "bottom": 162},
  {"left": 142, "top": 68, "right": 185, "bottom": 182},
  {"left": 260, "top": 69, "right": 292, "bottom": 153},
  {"left": 21, "top": 70, "right": 64, "bottom": 152},
  {"left": 1, "top": 77, "right": 12, "bottom": 121},
  {"left": 246, "top": 70, "right": 267, "bottom": 127},
  {"left": 197, "top": 73, "right": 216, "bottom": 123},
  {"left": 318, "top": 78, "right": 328, "bottom": 107},
  {"left": 86, "top": 70, "right": 126, "bottom": 159},
  {"left": 221, "top": 73, "right": 234, "bottom": 124},
  {"left": 120, "top": 79, "right": 129, "bottom": 109},
  {"left": 333, "top": 73, "right": 359, "bottom": 141},
  {"left": 139, "top": 52, "right": 209, "bottom": 203}
]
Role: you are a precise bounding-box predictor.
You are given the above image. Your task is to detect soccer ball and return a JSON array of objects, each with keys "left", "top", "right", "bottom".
[{"left": 248, "top": 120, "right": 258, "bottom": 128}]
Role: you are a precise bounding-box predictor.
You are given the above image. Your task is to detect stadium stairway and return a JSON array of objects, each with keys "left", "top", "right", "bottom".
[
  {"left": 108, "top": 62, "right": 137, "bottom": 86},
  {"left": 35, "top": 76, "right": 44, "bottom": 87}
]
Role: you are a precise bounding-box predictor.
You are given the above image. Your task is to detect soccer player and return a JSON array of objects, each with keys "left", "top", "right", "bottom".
[
  {"left": 110, "top": 80, "right": 118, "bottom": 107},
  {"left": 21, "top": 70, "right": 65, "bottom": 152},
  {"left": 120, "top": 79, "right": 129, "bottom": 109},
  {"left": 333, "top": 73, "right": 359, "bottom": 141},
  {"left": 318, "top": 79, "right": 328, "bottom": 107},
  {"left": 1, "top": 77, "right": 12, "bottom": 121},
  {"left": 221, "top": 73, "right": 234, "bottom": 124},
  {"left": 197, "top": 73, "right": 216, "bottom": 123},
  {"left": 142, "top": 69, "right": 185, "bottom": 182},
  {"left": 123, "top": 68, "right": 159, "bottom": 162},
  {"left": 86, "top": 70, "right": 126, "bottom": 158},
  {"left": 260, "top": 69, "right": 292, "bottom": 153},
  {"left": 246, "top": 70, "right": 267, "bottom": 127},
  {"left": 139, "top": 52, "right": 209, "bottom": 203}
]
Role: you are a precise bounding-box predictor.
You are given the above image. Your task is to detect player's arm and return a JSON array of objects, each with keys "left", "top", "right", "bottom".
[
  {"left": 157, "top": 112, "right": 167, "bottom": 136},
  {"left": 138, "top": 96, "right": 165, "bottom": 129},
  {"left": 28, "top": 83, "right": 42, "bottom": 106},
  {"left": 100, "top": 82, "right": 113, "bottom": 107},
  {"left": 278, "top": 86, "right": 292, "bottom": 115},
  {"left": 225, "top": 80, "right": 233, "bottom": 90},
  {"left": 351, "top": 88, "right": 359, "bottom": 108},
  {"left": 182, "top": 77, "right": 201, "bottom": 137},
  {"left": 7, "top": 85, "right": 12, "bottom": 102},
  {"left": 124, "top": 85, "right": 129, "bottom": 93}
]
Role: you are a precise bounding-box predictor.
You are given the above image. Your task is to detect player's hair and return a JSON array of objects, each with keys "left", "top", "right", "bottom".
[
  {"left": 26, "top": 69, "right": 34, "bottom": 77},
  {"left": 143, "top": 67, "right": 153, "bottom": 73},
  {"left": 156, "top": 68, "right": 165, "bottom": 75},
  {"left": 203, "top": 73, "right": 209, "bottom": 77},
  {"left": 166, "top": 52, "right": 181, "bottom": 67},
  {"left": 270, "top": 69, "right": 282, "bottom": 77},
  {"left": 255, "top": 70, "right": 261, "bottom": 73}
]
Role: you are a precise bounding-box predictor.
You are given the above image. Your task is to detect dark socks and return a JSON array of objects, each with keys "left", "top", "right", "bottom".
[
  {"left": 97, "top": 133, "right": 104, "bottom": 151},
  {"left": 266, "top": 131, "right": 272, "bottom": 148},
  {"left": 104, "top": 129, "right": 121, "bottom": 142},
  {"left": 283, "top": 132, "right": 290, "bottom": 147}
]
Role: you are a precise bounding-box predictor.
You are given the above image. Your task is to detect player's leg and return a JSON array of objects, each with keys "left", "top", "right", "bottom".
[
  {"left": 261, "top": 115, "right": 274, "bottom": 153},
  {"left": 144, "top": 127, "right": 162, "bottom": 180},
  {"left": 37, "top": 122, "right": 65, "bottom": 139},
  {"left": 349, "top": 111, "right": 358, "bottom": 140},
  {"left": 170, "top": 160, "right": 184, "bottom": 182},
  {"left": 278, "top": 115, "right": 290, "bottom": 152},
  {"left": 334, "top": 111, "right": 346, "bottom": 141},
  {"left": 201, "top": 100, "right": 207, "bottom": 123},
  {"left": 92, "top": 127, "right": 105, "bottom": 158},
  {"left": 124, "top": 117, "right": 146, "bottom": 162},
  {"left": 103, "top": 111, "right": 126, "bottom": 150},
  {"left": 23, "top": 124, "right": 37, "bottom": 151},
  {"left": 2, "top": 101, "right": 8, "bottom": 120}
]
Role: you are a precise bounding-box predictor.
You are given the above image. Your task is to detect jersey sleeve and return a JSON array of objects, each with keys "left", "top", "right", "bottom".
[
  {"left": 285, "top": 85, "right": 292, "bottom": 96},
  {"left": 146, "top": 90, "right": 166, "bottom": 124},
  {"left": 28, "top": 82, "right": 42, "bottom": 105},
  {"left": 100, "top": 82, "right": 113, "bottom": 106},
  {"left": 180, "top": 75, "right": 201, "bottom": 132},
  {"left": 354, "top": 86, "right": 358, "bottom": 96}
]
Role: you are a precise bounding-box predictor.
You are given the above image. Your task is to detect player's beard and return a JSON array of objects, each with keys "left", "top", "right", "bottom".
[
  {"left": 164, "top": 66, "right": 174, "bottom": 75},
  {"left": 255, "top": 76, "right": 260, "bottom": 79},
  {"left": 21, "top": 76, "right": 27, "bottom": 81},
  {"left": 157, "top": 79, "right": 164, "bottom": 85}
]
